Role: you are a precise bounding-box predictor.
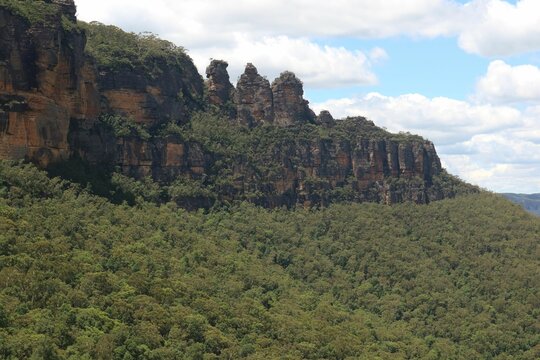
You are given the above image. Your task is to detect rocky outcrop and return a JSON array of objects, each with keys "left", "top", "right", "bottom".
[
  {"left": 97, "top": 55, "right": 203, "bottom": 127},
  {"left": 231, "top": 66, "right": 316, "bottom": 127},
  {"left": 0, "top": 0, "right": 99, "bottom": 166},
  {"left": 235, "top": 63, "right": 274, "bottom": 127},
  {"left": 272, "top": 71, "right": 315, "bottom": 126},
  {"left": 316, "top": 110, "right": 335, "bottom": 127},
  {"left": 205, "top": 60, "right": 235, "bottom": 110}
]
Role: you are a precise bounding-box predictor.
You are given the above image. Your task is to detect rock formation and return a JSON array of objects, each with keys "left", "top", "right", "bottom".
[
  {"left": 97, "top": 55, "right": 203, "bottom": 128},
  {"left": 272, "top": 71, "right": 315, "bottom": 126},
  {"left": 230, "top": 66, "right": 316, "bottom": 127},
  {"left": 0, "top": 1, "right": 462, "bottom": 207},
  {"left": 205, "top": 60, "right": 235, "bottom": 110},
  {"left": 316, "top": 110, "right": 336, "bottom": 127},
  {"left": 0, "top": 0, "right": 99, "bottom": 167},
  {"left": 235, "top": 63, "right": 274, "bottom": 127}
]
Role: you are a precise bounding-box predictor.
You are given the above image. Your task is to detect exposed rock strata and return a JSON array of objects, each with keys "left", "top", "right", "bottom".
[
  {"left": 205, "top": 60, "right": 235, "bottom": 110},
  {"left": 235, "top": 63, "right": 274, "bottom": 127},
  {"left": 69, "top": 122, "right": 211, "bottom": 183},
  {"left": 97, "top": 54, "right": 203, "bottom": 127},
  {"left": 0, "top": 0, "right": 99, "bottom": 166},
  {"left": 272, "top": 71, "right": 315, "bottom": 126},
  {"left": 229, "top": 133, "right": 442, "bottom": 207}
]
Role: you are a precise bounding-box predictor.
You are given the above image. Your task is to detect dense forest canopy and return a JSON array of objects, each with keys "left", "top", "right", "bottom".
[
  {"left": 0, "top": 0, "right": 57, "bottom": 25},
  {"left": 0, "top": 161, "right": 538, "bottom": 359}
]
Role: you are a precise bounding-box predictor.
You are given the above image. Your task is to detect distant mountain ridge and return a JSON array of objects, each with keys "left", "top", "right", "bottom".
[{"left": 502, "top": 193, "right": 540, "bottom": 215}]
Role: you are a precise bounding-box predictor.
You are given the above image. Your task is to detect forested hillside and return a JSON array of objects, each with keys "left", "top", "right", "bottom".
[{"left": 1, "top": 161, "right": 538, "bottom": 359}]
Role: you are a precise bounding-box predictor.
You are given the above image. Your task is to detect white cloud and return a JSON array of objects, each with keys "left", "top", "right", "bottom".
[
  {"left": 74, "top": 0, "right": 540, "bottom": 91},
  {"left": 312, "top": 93, "right": 540, "bottom": 193},
  {"left": 313, "top": 93, "right": 522, "bottom": 145},
  {"left": 475, "top": 60, "right": 540, "bottom": 104},
  {"left": 75, "top": 0, "right": 463, "bottom": 40},
  {"left": 75, "top": 1, "right": 383, "bottom": 88},
  {"left": 443, "top": 156, "right": 540, "bottom": 193},
  {"left": 188, "top": 35, "right": 379, "bottom": 88},
  {"left": 458, "top": 0, "right": 540, "bottom": 56},
  {"left": 75, "top": 0, "right": 540, "bottom": 60},
  {"left": 457, "top": 133, "right": 540, "bottom": 165},
  {"left": 368, "top": 47, "right": 389, "bottom": 63},
  {"left": 72, "top": 0, "right": 467, "bottom": 88}
]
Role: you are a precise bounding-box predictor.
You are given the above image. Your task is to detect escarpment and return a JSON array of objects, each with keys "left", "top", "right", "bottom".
[
  {"left": 0, "top": 0, "right": 99, "bottom": 166},
  {"left": 0, "top": 1, "right": 474, "bottom": 207},
  {"left": 83, "top": 21, "right": 204, "bottom": 128}
]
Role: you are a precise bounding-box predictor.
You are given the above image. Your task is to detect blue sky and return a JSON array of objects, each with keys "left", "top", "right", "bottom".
[
  {"left": 306, "top": 36, "right": 489, "bottom": 102},
  {"left": 75, "top": 0, "right": 540, "bottom": 193}
]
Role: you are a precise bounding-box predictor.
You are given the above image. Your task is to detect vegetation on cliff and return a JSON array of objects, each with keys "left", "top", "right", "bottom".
[
  {"left": 0, "top": 0, "right": 78, "bottom": 34},
  {"left": 0, "top": 0, "right": 56, "bottom": 25},
  {"left": 99, "top": 114, "right": 151, "bottom": 140},
  {"left": 51, "top": 110, "right": 478, "bottom": 208},
  {"left": 79, "top": 21, "right": 190, "bottom": 74},
  {"left": 0, "top": 161, "right": 539, "bottom": 359}
]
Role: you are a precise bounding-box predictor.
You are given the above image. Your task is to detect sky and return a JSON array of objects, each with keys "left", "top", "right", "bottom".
[{"left": 75, "top": 0, "right": 540, "bottom": 193}]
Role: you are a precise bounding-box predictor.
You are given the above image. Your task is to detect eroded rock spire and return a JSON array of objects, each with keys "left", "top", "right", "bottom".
[
  {"left": 271, "top": 71, "right": 315, "bottom": 126},
  {"left": 235, "top": 63, "right": 274, "bottom": 127},
  {"left": 205, "top": 59, "right": 235, "bottom": 112}
]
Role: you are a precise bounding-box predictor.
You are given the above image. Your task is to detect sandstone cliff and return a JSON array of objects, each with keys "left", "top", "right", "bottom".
[
  {"left": 0, "top": 1, "right": 470, "bottom": 207},
  {"left": 272, "top": 71, "right": 316, "bottom": 126},
  {"left": 234, "top": 63, "right": 274, "bottom": 127},
  {"left": 82, "top": 21, "right": 204, "bottom": 128},
  {"left": 205, "top": 59, "right": 235, "bottom": 117},
  {"left": 0, "top": 0, "right": 99, "bottom": 166}
]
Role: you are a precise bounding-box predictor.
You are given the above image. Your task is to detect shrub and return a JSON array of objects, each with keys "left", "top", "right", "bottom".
[{"left": 79, "top": 21, "right": 189, "bottom": 76}]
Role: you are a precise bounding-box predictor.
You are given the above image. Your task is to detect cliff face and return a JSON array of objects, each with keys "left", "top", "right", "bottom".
[
  {"left": 272, "top": 71, "right": 316, "bottom": 126},
  {"left": 69, "top": 121, "right": 212, "bottom": 182},
  {"left": 234, "top": 63, "right": 275, "bottom": 127},
  {"left": 96, "top": 46, "right": 203, "bottom": 128},
  {"left": 210, "top": 118, "right": 443, "bottom": 207},
  {"left": 0, "top": 0, "right": 99, "bottom": 166},
  {"left": 0, "top": 1, "right": 458, "bottom": 207}
]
